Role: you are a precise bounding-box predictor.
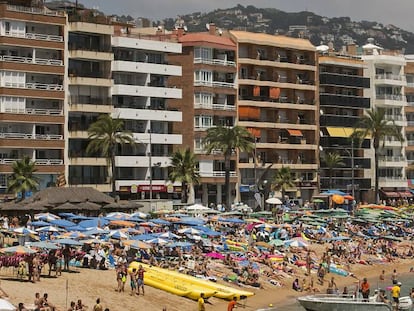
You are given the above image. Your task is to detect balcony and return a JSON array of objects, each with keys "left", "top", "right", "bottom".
[
  {"left": 320, "top": 114, "right": 359, "bottom": 127},
  {"left": 320, "top": 72, "right": 370, "bottom": 88},
  {"left": 375, "top": 73, "right": 406, "bottom": 83},
  {"left": 320, "top": 177, "right": 371, "bottom": 190},
  {"left": 4, "top": 31, "right": 63, "bottom": 42},
  {"left": 3, "top": 107, "right": 62, "bottom": 116},
  {"left": 200, "top": 171, "right": 237, "bottom": 178},
  {"left": 69, "top": 96, "right": 112, "bottom": 106},
  {"left": 2, "top": 82, "right": 63, "bottom": 91},
  {"left": 375, "top": 94, "right": 406, "bottom": 105},
  {"left": 0, "top": 133, "right": 63, "bottom": 140},
  {"left": 194, "top": 80, "right": 236, "bottom": 89},
  {"left": 320, "top": 93, "right": 370, "bottom": 108},
  {"left": 194, "top": 58, "right": 236, "bottom": 67},
  {"left": 194, "top": 102, "right": 236, "bottom": 111},
  {"left": 0, "top": 55, "right": 63, "bottom": 66},
  {"left": 6, "top": 4, "right": 65, "bottom": 17}
]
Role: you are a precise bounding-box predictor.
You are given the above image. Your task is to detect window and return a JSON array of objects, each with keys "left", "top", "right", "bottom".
[
  {"left": 195, "top": 70, "right": 212, "bottom": 82},
  {"left": 194, "top": 138, "right": 204, "bottom": 150},
  {"left": 194, "top": 47, "right": 212, "bottom": 60},
  {"left": 194, "top": 115, "right": 212, "bottom": 128},
  {"left": 194, "top": 93, "right": 213, "bottom": 106}
]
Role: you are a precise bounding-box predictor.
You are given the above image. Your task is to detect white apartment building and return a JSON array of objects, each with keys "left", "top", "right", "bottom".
[
  {"left": 111, "top": 27, "right": 182, "bottom": 199},
  {"left": 362, "top": 43, "right": 408, "bottom": 196}
]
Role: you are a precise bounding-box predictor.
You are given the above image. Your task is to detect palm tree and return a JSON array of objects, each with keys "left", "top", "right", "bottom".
[
  {"left": 271, "top": 166, "right": 295, "bottom": 202},
  {"left": 86, "top": 114, "right": 135, "bottom": 197},
  {"left": 355, "top": 108, "right": 403, "bottom": 203},
  {"left": 169, "top": 148, "right": 200, "bottom": 203},
  {"left": 323, "top": 152, "right": 345, "bottom": 189},
  {"left": 7, "top": 156, "right": 39, "bottom": 200},
  {"left": 202, "top": 126, "right": 254, "bottom": 210}
]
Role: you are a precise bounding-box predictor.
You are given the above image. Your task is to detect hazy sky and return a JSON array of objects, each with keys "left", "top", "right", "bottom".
[{"left": 79, "top": 0, "right": 414, "bottom": 32}]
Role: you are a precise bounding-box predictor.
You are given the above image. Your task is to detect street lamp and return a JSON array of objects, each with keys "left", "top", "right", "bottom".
[
  {"left": 148, "top": 129, "right": 153, "bottom": 210},
  {"left": 343, "top": 140, "right": 355, "bottom": 200}
]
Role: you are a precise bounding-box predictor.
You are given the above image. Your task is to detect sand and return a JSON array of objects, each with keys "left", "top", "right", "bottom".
[{"left": 1, "top": 259, "right": 413, "bottom": 311}]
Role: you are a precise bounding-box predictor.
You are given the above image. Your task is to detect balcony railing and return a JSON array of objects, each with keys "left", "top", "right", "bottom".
[
  {"left": 194, "top": 102, "right": 236, "bottom": 111},
  {"left": 3, "top": 82, "right": 63, "bottom": 91},
  {"left": 379, "top": 156, "right": 406, "bottom": 162},
  {"left": 384, "top": 114, "right": 405, "bottom": 121},
  {"left": 375, "top": 74, "right": 405, "bottom": 81},
  {"left": 3, "top": 107, "right": 63, "bottom": 115},
  {"left": 69, "top": 96, "right": 112, "bottom": 105},
  {"left": 0, "top": 158, "right": 63, "bottom": 166},
  {"left": 376, "top": 94, "right": 404, "bottom": 101},
  {"left": 379, "top": 176, "right": 406, "bottom": 181},
  {"left": 4, "top": 31, "right": 63, "bottom": 42},
  {"left": 194, "top": 80, "right": 236, "bottom": 88},
  {"left": 0, "top": 133, "right": 63, "bottom": 140},
  {"left": 200, "top": 171, "right": 237, "bottom": 177},
  {"left": 6, "top": 4, "right": 65, "bottom": 16},
  {"left": 0, "top": 55, "right": 63, "bottom": 66},
  {"left": 194, "top": 57, "right": 236, "bottom": 67},
  {"left": 407, "top": 121, "right": 414, "bottom": 126}
]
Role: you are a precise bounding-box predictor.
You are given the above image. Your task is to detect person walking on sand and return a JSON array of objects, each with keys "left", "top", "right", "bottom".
[
  {"left": 391, "top": 282, "right": 401, "bottom": 311},
  {"left": 360, "top": 278, "right": 370, "bottom": 302},
  {"left": 391, "top": 269, "right": 398, "bottom": 284},
  {"left": 227, "top": 296, "right": 242, "bottom": 311},
  {"left": 137, "top": 264, "right": 145, "bottom": 295},
  {"left": 198, "top": 293, "right": 205, "bottom": 311},
  {"left": 93, "top": 298, "right": 103, "bottom": 311}
]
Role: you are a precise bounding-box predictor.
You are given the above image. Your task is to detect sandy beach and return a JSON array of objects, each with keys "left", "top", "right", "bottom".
[{"left": 1, "top": 258, "right": 413, "bottom": 311}]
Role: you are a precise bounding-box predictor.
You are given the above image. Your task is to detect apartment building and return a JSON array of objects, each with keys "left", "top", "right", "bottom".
[
  {"left": 0, "top": 1, "right": 66, "bottom": 194},
  {"left": 362, "top": 43, "right": 409, "bottom": 200},
  {"left": 168, "top": 25, "right": 237, "bottom": 205},
  {"left": 66, "top": 12, "right": 114, "bottom": 192},
  {"left": 318, "top": 47, "right": 372, "bottom": 202},
  {"left": 405, "top": 55, "right": 414, "bottom": 191},
  {"left": 111, "top": 26, "right": 182, "bottom": 200},
  {"left": 230, "top": 31, "right": 319, "bottom": 205}
]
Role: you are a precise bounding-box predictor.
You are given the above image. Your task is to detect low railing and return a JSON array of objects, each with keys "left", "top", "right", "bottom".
[
  {"left": 379, "top": 156, "right": 406, "bottom": 162},
  {"left": 0, "top": 133, "right": 63, "bottom": 140},
  {"left": 194, "top": 102, "right": 236, "bottom": 110},
  {"left": 375, "top": 73, "right": 405, "bottom": 81},
  {"left": 0, "top": 158, "right": 63, "bottom": 165},
  {"left": 384, "top": 114, "right": 405, "bottom": 121},
  {"left": 0, "top": 55, "right": 63, "bottom": 66},
  {"left": 200, "top": 171, "right": 237, "bottom": 177},
  {"left": 3, "top": 82, "right": 63, "bottom": 91},
  {"left": 194, "top": 57, "right": 236, "bottom": 67},
  {"left": 7, "top": 5, "right": 65, "bottom": 17},
  {"left": 194, "top": 80, "right": 236, "bottom": 88},
  {"left": 4, "top": 31, "right": 63, "bottom": 42},
  {"left": 4, "top": 107, "right": 62, "bottom": 115},
  {"left": 376, "top": 94, "right": 404, "bottom": 101}
]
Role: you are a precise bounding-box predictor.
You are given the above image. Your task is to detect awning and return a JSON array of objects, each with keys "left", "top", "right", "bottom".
[
  {"left": 380, "top": 190, "right": 400, "bottom": 198},
  {"left": 287, "top": 129, "right": 303, "bottom": 137},
  {"left": 399, "top": 191, "right": 413, "bottom": 198},
  {"left": 326, "top": 127, "right": 352, "bottom": 138}
]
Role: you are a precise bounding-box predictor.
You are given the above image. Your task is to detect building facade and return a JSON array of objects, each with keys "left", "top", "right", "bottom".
[
  {"left": 0, "top": 1, "right": 66, "bottom": 194},
  {"left": 362, "top": 44, "right": 409, "bottom": 200},
  {"left": 111, "top": 26, "right": 182, "bottom": 201},
  {"left": 168, "top": 25, "right": 237, "bottom": 205},
  {"left": 230, "top": 31, "right": 319, "bottom": 207},
  {"left": 404, "top": 55, "right": 414, "bottom": 192},
  {"left": 318, "top": 48, "right": 372, "bottom": 202}
]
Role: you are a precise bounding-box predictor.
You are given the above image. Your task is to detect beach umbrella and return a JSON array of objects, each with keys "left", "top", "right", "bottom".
[
  {"left": 320, "top": 190, "right": 347, "bottom": 196},
  {"left": 50, "top": 219, "right": 76, "bottom": 228},
  {"left": 30, "top": 220, "right": 50, "bottom": 227},
  {"left": 178, "top": 228, "right": 201, "bottom": 235},
  {"left": 13, "top": 227, "right": 37, "bottom": 235},
  {"left": 123, "top": 240, "right": 151, "bottom": 249},
  {"left": 218, "top": 217, "right": 245, "bottom": 224},
  {"left": 109, "top": 220, "right": 136, "bottom": 227},
  {"left": 35, "top": 226, "right": 61, "bottom": 233},
  {"left": 268, "top": 239, "right": 284, "bottom": 247},
  {"left": 204, "top": 252, "right": 225, "bottom": 260},
  {"left": 0, "top": 245, "right": 37, "bottom": 254},
  {"left": 82, "top": 239, "right": 104, "bottom": 245},
  {"left": 106, "top": 212, "right": 131, "bottom": 220},
  {"left": 266, "top": 197, "right": 283, "bottom": 205},
  {"left": 185, "top": 203, "right": 210, "bottom": 211},
  {"left": 68, "top": 215, "right": 90, "bottom": 221},
  {"left": 83, "top": 227, "right": 110, "bottom": 236},
  {"left": 167, "top": 241, "right": 193, "bottom": 248},
  {"left": 108, "top": 230, "right": 129, "bottom": 240},
  {"left": 53, "top": 238, "right": 84, "bottom": 246},
  {"left": 312, "top": 199, "right": 325, "bottom": 203},
  {"left": 58, "top": 212, "right": 77, "bottom": 218},
  {"left": 78, "top": 217, "right": 109, "bottom": 228},
  {"left": 147, "top": 238, "right": 169, "bottom": 245},
  {"left": 151, "top": 218, "right": 171, "bottom": 225},
  {"left": 131, "top": 234, "right": 156, "bottom": 241},
  {"left": 29, "top": 241, "right": 59, "bottom": 250},
  {"left": 285, "top": 238, "right": 308, "bottom": 248},
  {"left": 35, "top": 213, "right": 60, "bottom": 221},
  {"left": 131, "top": 212, "right": 148, "bottom": 219},
  {"left": 157, "top": 232, "right": 180, "bottom": 239},
  {"left": 331, "top": 194, "right": 345, "bottom": 205},
  {"left": 60, "top": 231, "right": 85, "bottom": 239},
  {"left": 66, "top": 225, "right": 87, "bottom": 232}
]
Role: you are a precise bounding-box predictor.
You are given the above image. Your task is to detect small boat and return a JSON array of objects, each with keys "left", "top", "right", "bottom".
[{"left": 297, "top": 293, "right": 413, "bottom": 311}]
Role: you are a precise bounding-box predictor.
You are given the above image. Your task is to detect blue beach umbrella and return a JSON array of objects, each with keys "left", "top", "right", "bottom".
[
  {"left": 50, "top": 219, "right": 76, "bottom": 228},
  {"left": 152, "top": 218, "right": 171, "bottom": 225},
  {"left": 30, "top": 220, "right": 50, "bottom": 227},
  {"left": 53, "top": 238, "right": 84, "bottom": 246},
  {"left": 78, "top": 217, "right": 109, "bottom": 228}
]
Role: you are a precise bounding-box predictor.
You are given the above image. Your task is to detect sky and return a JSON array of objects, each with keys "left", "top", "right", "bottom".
[{"left": 78, "top": 0, "right": 414, "bottom": 32}]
